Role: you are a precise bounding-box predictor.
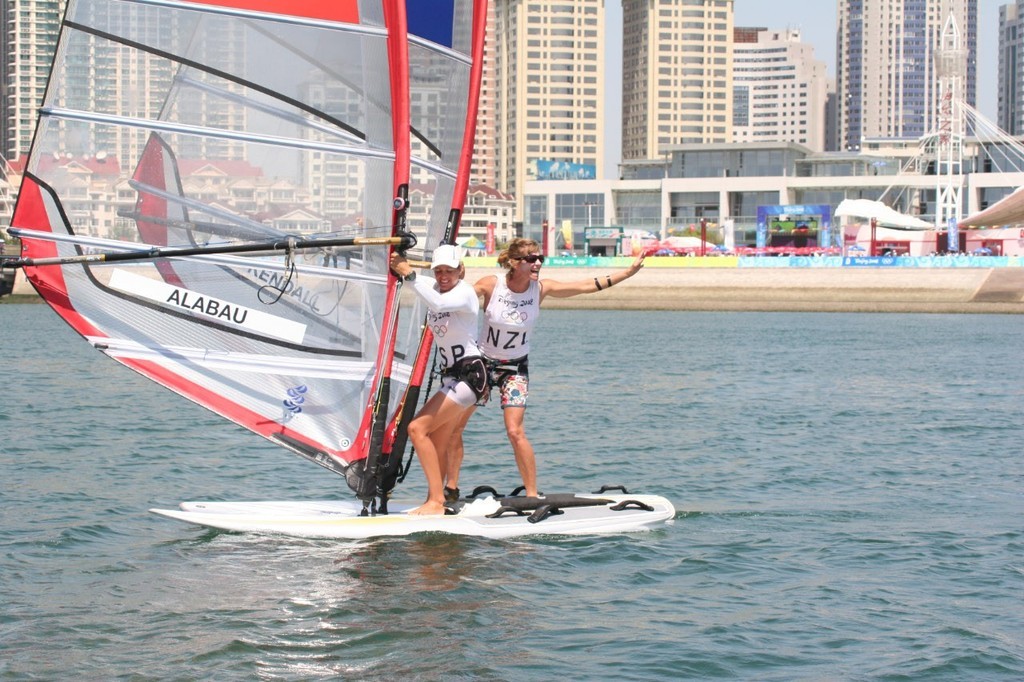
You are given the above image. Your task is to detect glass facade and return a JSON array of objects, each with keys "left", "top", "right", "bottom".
[
  {"left": 613, "top": 191, "right": 661, "bottom": 232},
  {"left": 669, "top": 147, "right": 805, "bottom": 178},
  {"left": 523, "top": 194, "right": 548, "bottom": 242},
  {"left": 979, "top": 186, "right": 1013, "bottom": 210},
  {"left": 620, "top": 162, "right": 669, "bottom": 180},
  {"left": 796, "top": 157, "right": 902, "bottom": 178},
  {"left": 732, "top": 85, "right": 749, "bottom": 127},
  {"left": 668, "top": 191, "right": 719, "bottom": 224},
  {"left": 976, "top": 142, "right": 1024, "bottom": 173},
  {"left": 729, "top": 191, "right": 779, "bottom": 219},
  {"left": 554, "top": 193, "right": 605, "bottom": 227}
]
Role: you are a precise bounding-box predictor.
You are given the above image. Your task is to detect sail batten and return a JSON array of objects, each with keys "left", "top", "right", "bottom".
[
  {"left": 62, "top": 17, "right": 384, "bottom": 138},
  {"left": 42, "top": 107, "right": 395, "bottom": 159}
]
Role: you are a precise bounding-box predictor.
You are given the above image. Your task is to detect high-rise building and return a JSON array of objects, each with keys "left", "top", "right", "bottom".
[
  {"left": 836, "top": 0, "right": 978, "bottom": 151},
  {"left": 471, "top": 0, "right": 499, "bottom": 189},
  {"left": 2, "top": 0, "right": 66, "bottom": 161},
  {"left": 732, "top": 28, "right": 829, "bottom": 152},
  {"left": 998, "top": 1, "right": 1024, "bottom": 135},
  {"left": 621, "top": 0, "right": 734, "bottom": 160},
  {"left": 2, "top": 1, "right": 246, "bottom": 168},
  {"left": 494, "top": 0, "right": 605, "bottom": 220}
]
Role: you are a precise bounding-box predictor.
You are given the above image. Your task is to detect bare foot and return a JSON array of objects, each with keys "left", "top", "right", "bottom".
[{"left": 408, "top": 500, "right": 447, "bottom": 516}]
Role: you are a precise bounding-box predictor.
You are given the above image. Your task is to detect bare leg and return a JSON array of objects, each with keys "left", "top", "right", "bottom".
[
  {"left": 407, "top": 393, "right": 467, "bottom": 515},
  {"left": 503, "top": 406, "right": 538, "bottom": 497},
  {"left": 445, "top": 405, "right": 476, "bottom": 491}
]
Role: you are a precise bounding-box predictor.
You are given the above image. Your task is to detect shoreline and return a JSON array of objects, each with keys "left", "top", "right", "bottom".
[
  {"left": 463, "top": 266, "right": 1024, "bottom": 314},
  {"left": 4, "top": 266, "right": 1023, "bottom": 313}
]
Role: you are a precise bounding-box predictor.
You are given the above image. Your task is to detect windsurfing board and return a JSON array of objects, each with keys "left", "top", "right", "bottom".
[{"left": 150, "top": 493, "right": 675, "bottom": 539}]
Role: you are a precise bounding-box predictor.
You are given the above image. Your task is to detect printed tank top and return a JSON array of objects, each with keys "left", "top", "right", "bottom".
[{"left": 479, "top": 276, "right": 541, "bottom": 360}]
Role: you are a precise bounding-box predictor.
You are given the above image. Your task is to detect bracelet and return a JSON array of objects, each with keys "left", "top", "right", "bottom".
[
  {"left": 606, "top": 276, "right": 613, "bottom": 289},
  {"left": 594, "top": 277, "right": 603, "bottom": 291},
  {"left": 403, "top": 271, "right": 416, "bottom": 282}
]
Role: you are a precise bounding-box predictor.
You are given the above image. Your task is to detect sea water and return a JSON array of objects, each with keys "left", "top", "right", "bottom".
[{"left": 0, "top": 304, "right": 1021, "bottom": 680}]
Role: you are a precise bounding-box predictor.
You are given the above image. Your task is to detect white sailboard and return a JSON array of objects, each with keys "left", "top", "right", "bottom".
[
  {"left": 2, "top": 0, "right": 673, "bottom": 538},
  {"left": 151, "top": 490, "right": 676, "bottom": 539}
]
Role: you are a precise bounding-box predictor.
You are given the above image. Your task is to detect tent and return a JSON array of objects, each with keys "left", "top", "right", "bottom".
[
  {"left": 834, "top": 199, "right": 933, "bottom": 230},
  {"left": 663, "top": 236, "right": 714, "bottom": 249},
  {"left": 959, "top": 186, "right": 1024, "bottom": 227},
  {"left": 457, "top": 235, "right": 486, "bottom": 255}
]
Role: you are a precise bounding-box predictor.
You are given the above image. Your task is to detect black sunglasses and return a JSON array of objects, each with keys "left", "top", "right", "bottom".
[{"left": 518, "top": 254, "right": 545, "bottom": 264}]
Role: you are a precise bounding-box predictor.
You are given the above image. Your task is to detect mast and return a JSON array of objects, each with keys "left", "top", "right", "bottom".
[{"left": 374, "top": 0, "right": 490, "bottom": 509}]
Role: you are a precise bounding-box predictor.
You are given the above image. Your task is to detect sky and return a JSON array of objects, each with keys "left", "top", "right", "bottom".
[{"left": 602, "top": 0, "right": 1001, "bottom": 176}]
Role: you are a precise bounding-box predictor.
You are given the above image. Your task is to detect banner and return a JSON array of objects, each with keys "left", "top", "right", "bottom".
[{"left": 947, "top": 217, "right": 959, "bottom": 253}]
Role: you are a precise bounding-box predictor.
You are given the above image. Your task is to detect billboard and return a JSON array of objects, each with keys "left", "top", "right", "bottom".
[{"left": 535, "top": 160, "right": 597, "bottom": 181}]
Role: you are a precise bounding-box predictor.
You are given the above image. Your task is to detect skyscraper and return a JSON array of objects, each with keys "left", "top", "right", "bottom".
[
  {"left": 836, "top": 0, "right": 978, "bottom": 151},
  {"left": 2, "top": 0, "right": 66, "bottom": 161},
  {"left": 998, "top": 1, "right": 1024, "bottom": 135},
  {"left": 470, "top": 0, "right": 499, "bottom": 189},
  {"left": 732, "top": 28, "right": 829, "bottom": 152},
  {"left": 494, "top": 0, "right": 605, "bottom": 219},
  {"left": 621, "top": 0, "right": 734, "bottom": 160}
]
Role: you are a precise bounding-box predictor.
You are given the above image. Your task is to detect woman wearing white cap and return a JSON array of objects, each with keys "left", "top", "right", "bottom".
[{"left": 390, "top": 244, "right": 486, "bottom": 515}]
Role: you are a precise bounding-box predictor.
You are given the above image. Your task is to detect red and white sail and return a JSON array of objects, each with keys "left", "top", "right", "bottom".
[{"left": 9, "top": 0, "right": 486, "bottom": 493}]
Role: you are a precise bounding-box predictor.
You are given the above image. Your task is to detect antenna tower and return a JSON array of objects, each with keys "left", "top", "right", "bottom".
[{"left": 934, "top": 12, "right": 966, "bottom": 230}]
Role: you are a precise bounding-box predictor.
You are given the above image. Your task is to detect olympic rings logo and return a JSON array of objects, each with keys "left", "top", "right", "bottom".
[
  {"left": 502, "top": 309, "right": 528, "bottom": 323},
  {"left": 432, "top": 324, "right": 448, "bottom": 337},
  {"left": 283, "top": 385, "right": 308, "bottom": 414}
]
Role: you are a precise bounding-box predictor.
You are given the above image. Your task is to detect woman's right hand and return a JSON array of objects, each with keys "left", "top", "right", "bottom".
[{"left": 390, "top": 253, "right": 412, "bottom": 279}]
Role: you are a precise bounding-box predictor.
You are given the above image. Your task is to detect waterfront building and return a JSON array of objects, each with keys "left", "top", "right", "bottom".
[
  {"left": 836, "top": 0, "right": 978, "bottom": 152},
  {"left": 621, "top": 0, "right": 734, "bottom": 160},
  {"left": 459, "top": 183, "right": 517, "bottom": 245},
  {"left": 998, "top": 1, "right": 1024, "bottom": 135},
  {"left": 523, "top": 140, "right": 1024, "bottom": 253},
  {"left": 494, "top": 0, "right": 605, "bottom": 221},
  {"left": 732, "top": 28, "right": 829, "bottom": 153}
]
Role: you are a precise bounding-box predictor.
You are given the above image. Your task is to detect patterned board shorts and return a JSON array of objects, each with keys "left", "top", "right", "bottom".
[
  {"left": 497, "top": 372, "right": 528, "bottom": 408},
  {"left": 487, "top": 357, "right": 529, "bottom": 408}
]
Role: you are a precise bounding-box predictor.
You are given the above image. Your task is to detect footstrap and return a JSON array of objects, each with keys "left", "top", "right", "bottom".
[{"left": 609, "top": 499, "right": 655, "bottom": 512}]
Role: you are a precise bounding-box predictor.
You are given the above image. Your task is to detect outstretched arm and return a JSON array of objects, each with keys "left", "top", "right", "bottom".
[{"left": 541, "top": 254, "right": 645, "bottom": 300}]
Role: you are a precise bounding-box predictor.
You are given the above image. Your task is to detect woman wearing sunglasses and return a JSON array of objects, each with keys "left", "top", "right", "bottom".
[{"left": 443, "top": 237, "right": 645, "bottom": 501}]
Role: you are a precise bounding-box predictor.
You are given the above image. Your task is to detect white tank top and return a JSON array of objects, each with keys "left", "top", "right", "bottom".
[
  {"left": 411, "top": 277, "right": 481, "bottom": 369},
  {"left": 479, "top": 276, "right": 541, "bottom": 360}
]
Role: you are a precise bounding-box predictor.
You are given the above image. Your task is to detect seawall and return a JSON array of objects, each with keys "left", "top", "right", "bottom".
[
  {"left": 5, "top": 259, "right": 1024, "bottom": 313},
  {"left": 462, "top": 264, "right": 1024, "bottom": 314}
]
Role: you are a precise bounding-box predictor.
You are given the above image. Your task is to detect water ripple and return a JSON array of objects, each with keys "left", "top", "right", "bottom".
[{"left": 1, "top": 307, "right": 1022, "bottom": 680}]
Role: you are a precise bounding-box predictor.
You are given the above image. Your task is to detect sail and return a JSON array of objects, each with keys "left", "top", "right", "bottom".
[
  {"left": 8, "top": 0, "right": 438, "bottom": 490},
  {"left": 375, "top": 0, "right": 489, "bottom": 492}
]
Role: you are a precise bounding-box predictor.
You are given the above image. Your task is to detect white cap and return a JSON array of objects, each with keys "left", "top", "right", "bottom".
[{"left": 430, "top": 244, "right": 462, "bottom": 269}]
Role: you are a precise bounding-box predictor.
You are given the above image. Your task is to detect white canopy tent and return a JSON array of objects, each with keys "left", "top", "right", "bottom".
[
  {"left": 834, "top": 199, "right": 933, "bottom": 229},
  {"left": 959, "top": 186, "right": 1024, "bottom": 227}
]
